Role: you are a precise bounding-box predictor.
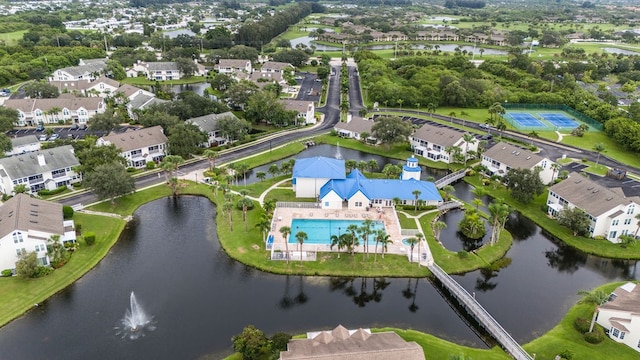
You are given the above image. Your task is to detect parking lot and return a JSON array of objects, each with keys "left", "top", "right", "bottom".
[{"left": 6, "top": 125, "right": 139, "bottom": 141}]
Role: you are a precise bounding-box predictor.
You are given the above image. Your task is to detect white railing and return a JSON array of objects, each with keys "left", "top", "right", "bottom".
[
  {"left": 435, "top": 169, "right": 467, "bottom": 188},
  {"left": 276, "top": 201, "right": 320, "bottom": 209}
]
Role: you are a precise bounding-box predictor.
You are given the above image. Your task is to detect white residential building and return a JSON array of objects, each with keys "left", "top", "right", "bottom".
[
  {"left": 0, "top": 145, "right": 81, "bottom": 194},
  {"left": 114, "top": 84, "right": 166, "bottom": 118},
  {"left": 48, "top": 58, "right": 108, "bottom": 81},
  {"left": 0, "top": 194, "right": 77, "bottom": 273},
  {"left": 595, "top": 282, "right": 640, "bottom": 353},
  {"left": 126, "top": 60, "right": 207, "bottom": 80},
  {"left": 410, "top": 124, "right": 478, "bottom": 164},
  {"left": 4, "top": 95, "right": 105, "bottom": 126},
  {"left": 546, "top": 172, "right": 640, "bottom": 242},
  {"left": 214, "top": 59, "right": 252, "bottom": 74},
  {"left": 96, "top": 126, "right": 168, "bottom": 168},
  {"left": 260, "top": 61, "right": 294, "bottom": 75},
  {"left": 186, "top": 112, "right": 240, "bottom": 147},
  {"left": 48, "top": 76, "right": 120, "bottom": 98},
  {"left": 482, "top": 142, "right": 557, "bottom": 184},
  {"left": 334, "top": 115, "right": 375, "bottom": 142},
  {"left": 279, "top": 99, "right": 315, "bottom": 125},
  {"left": 7, "top": 135, "right": 40, "bottom": 156}
]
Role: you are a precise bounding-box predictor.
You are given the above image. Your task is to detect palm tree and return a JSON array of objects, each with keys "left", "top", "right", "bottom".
[
  {"left": 279, "top": 226, "right": 291, "bottom": 265},
  {"left": 47, "top": 234, "right": 67, "bottom": 265},
  {"left": 330, "top": 234, "right": 345, "bottom": 258},
  {"left": 406, "top": 237, "right": 418, "bottom": 262},
  {"left": 527, "top": 130, "right": 539, "bottom": 145},
  {"left": 256, "top": 171, "right": 266, "bottom": 182},
  {"left": 634, "top": 213, "right": 640, "bottom": 239},
  {"left": 448, "top": 111, "right": 457, "bottom": 122},
  {"left": 161, "top": 155, "right": 184, "bottom": 196},
  {"left": 427, "top": 102, "right": 437, "bottom": 114},
  {"left": 367, "top": 159, "right": 379, "bottom": 173},
  {"left": 358, "top": 219, "right": 374, "bottom": 260},
  {"left": 263, "top": 199, "right": 276, "bottom": 216},
  {"left": 488, "top": 200, "right": 511, "bottom": 245},
  {"left": 472, "top": 198, "right": 483, "bottom": 209},
  {"left": 593, "top": 143, "right": 605, "bottom": 167},
  {"left": 236, "top": 163, "right": 250, "bottom": 187},
  {"left": 12, "top": 184, "right": 28, "bottom": 194},
  {"left": 346, "top": 224, "right": 360, "bottom": 256},
  {"left": 268, "top": 164, "right": 280, "bottom": 178},
  {"left": 223, "top": 201, "right": 234, "bottom": 231},
  {"left": 462, "top": 133, "right": 476, "bottom": 167},
  {"left": 433, "top": 221, "right": 447, "bottom": 241},
  {"left": 412, "top": 189, "right": 421, "bottom": 212},
  {"left": 255, "top": 214, "right": 271, "bottom": 242},
  {"left": 203, "top": 149, "right": 218, "bottom": 172},
  {"left": 441, "top": 185, "right": 455, "bottom": 201},
  {"left": 295, "top": 231, "right": 308, "bottom": 263},
  {"left": 373, "top": 229, "right": 389, "bottom": 263},
  {"left": 551, "top": 163, "right": 561, "bottom": 182},
  {"left": 415, "top": 233, "right": 424, "bottom": 266},
  {"left": 397, "top": 98, "right": 404, "bottom": 109}
]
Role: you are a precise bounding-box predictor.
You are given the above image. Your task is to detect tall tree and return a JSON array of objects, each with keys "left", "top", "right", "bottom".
[
  {"left": 279, "top": 226, "right": 291, "bottom": 265},
  {"left": 168, "top": 122, "right": 206, "bottom": 158},
  {"left": 412, "top": 189, "right": 421, "bottom": 212},
  {"left": 503, "top": 168, "right": 544, "bottom": 204},
  {"left": 433, "top": 221, "right": 447, "bottom": 241},
  {"left": 77, "top": 143, "right": 127, "bottom": 175},
  {"left": 556, "top": 206, "right": 591, "bottom": 237},
  {"left": 84, "top": 163, "right": 136, "bottom": 205},
  {"left": 371, "top": 116, "right": 412, "bottom": 149},
  {"left": 405, "top": 237, "right": 418, "bottom": 263},
  {"left": 488, "top": 200, "right": 510, "bottom": 245},
  {"left": 593, "top": 143, "right": 605, "bottom": 167},
  {"left": 203, "top": 149, "right": 219, "bottom": 172},
  {"left": 295, "top": 231, "right": 308, "bottom": 263},
  {"left": 0, "top": 107, "right": 18, "bottom": 132},
  {"left": 89, "top": 109, "right": 122, "bottom": 131},
  {"left": 161, "top": 155, "right": 184, "bottom": 196},
  {"left": 462, "top": 133, "right": 476, "bottom": 167}
]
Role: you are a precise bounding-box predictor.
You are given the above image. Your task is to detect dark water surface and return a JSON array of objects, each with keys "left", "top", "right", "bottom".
[{"left": 0, "top": 148, "right": 638, "bottom": 359}]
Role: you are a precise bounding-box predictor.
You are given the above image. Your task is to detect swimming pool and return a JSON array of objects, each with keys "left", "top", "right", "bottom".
[{"left": 289, "top": 219, "right": 385, "bottom": 245}]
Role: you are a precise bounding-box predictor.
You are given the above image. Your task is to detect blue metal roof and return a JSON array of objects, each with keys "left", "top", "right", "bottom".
[
  {"left": 406, "top": 156, "right": 418, "bottom": 163},
  {"left": 403, "top": 165, "right": 420, "bottom": 172},
  {"left": 320, "top": 169, "right": 442, "bottom": 202},
  {"left": 292, "top": 156, "right": 346, "bottom": 179}
]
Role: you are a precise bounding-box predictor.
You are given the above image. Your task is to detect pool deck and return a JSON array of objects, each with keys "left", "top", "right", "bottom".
[{"left": 269, "top": 206, "right": 430, "bottom": 262}]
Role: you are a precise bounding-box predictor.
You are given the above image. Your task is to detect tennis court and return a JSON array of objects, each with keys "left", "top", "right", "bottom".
[
  {"left": 539, "top": 113, "right": 579, "bottom": 128},
  {"left": 507, "top": 113, "right": 547, "bottom": 128}
]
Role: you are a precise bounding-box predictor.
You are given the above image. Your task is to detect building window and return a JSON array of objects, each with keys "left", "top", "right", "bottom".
[
  {"left": 355, "top": 202, "right": 363, "bottom": 207},
  {"left": 612, "top": 220, "right": 619, "bottom": 226},
  {"left": 620, "top": 331, "right": 625, "bottom": 340},
  {"left": 628, "top": 204, "right": 635, "bottom": 215},
  {"left": 13, "top": 232, "right": 24, "bottom": 243},
  {"left": 624, "top": 218, "right": 631, "bottom": 225},
  {"left": 609, "top": 231, "right": 617, "bottom": 239},
  {"left": 612, "top": 328, "right": 619, "bottom": 338}
]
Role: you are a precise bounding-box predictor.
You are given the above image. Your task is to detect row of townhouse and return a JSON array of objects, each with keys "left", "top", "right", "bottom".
[
  {"left": 213, "top": 60, "right": 296, "bottom": 92},
  {"left": 410, "top": 124, "right": 478, "bottom": 164},
  {"left": 546, "top": 172, "right": 640, "bottom": 243},
  {"left": 96, "top": 125, "right": 168, "bottom": 168},
  {"left": 126, "top": 60, "right": 207, "bottom": 81},
  {"left": 0, "top": 194, "right": 77, "bottom": 273},
  {"left": 4, "top": 94, "right": 105, "bottom": 126},
  {"left": 481, "top": 142, "right": 557, "bottom": 185},
  {"left": 48, "top": 58, "right": 108, "bottom": 82}
]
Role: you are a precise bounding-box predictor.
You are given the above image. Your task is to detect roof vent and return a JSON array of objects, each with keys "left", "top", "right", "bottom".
[
  {"left": 526, "top": 156, "right": 531, "bottom": 160},
  {"left": 515, "top": 152, "right": 520, "bottom": 156},
  {"left": 606, "top": 196, "right": 613, "bottom": 201},
  {"left": 512, "top": 150, "right": 516, "bottom": 154},
  {"left": 575, "top": 179, "right": 582, "bottom": 184},
  {"left": 587, "top": 186, "right": 594, "bottom": 190},
  {"left": 592, "top": 189, "right": 599, "bottom": 193},
  {"left": 502, "top": 146, "right": 506, "bottom": 150}
]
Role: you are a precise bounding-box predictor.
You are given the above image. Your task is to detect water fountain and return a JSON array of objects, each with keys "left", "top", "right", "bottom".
[
  {"left": 115, "top": 292, "right": 156, "bottom": 340},
  {"left": 335, "top": 142, "right": 343, "bottom": 159}
]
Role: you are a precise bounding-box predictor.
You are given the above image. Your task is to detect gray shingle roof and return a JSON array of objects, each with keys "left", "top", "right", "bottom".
[
  {"left": 548, "top": 172, "right": 638, "bottom": 217},
  {"left": 10, "top": 135, "right": 39, "bottom": 147},
  {"left": 412, "top": 124, "right": 466, "bottom": 148},
  {"left": 280, "top": 325, "right": 425, "bottom": 360},
  {"left": 334, "top": 117, "right": 375, "bottom": 134},
  {"left": 215, "top": 59, "right": 251, "bottom": 69},
  {"left": 3, "top": 97, "right": 103, "bottom": 113},
  {"left": 57, "top": 61, "right": 107, "bottom": 78},
  {"left": 599, "top": 283, "right": 640, "bottom": 313},
  {"left": 279, "top": 99, "right": 312, "bottom": 113},
  {"left": 99, "top": 125, "right": 167, "bottom": 152},
  {"left": 261, "top": 61, "right": 293, "bottom": 71},
  {"left": 0, "top": 193, "right": 64, "bottom": 238},
  {"left": 186, "top": 112, "right": 239, "bottom": 133},
  {"left": 116, "top": 84, "right": 144, "bottom": 98},
  {"left": 483, "top": 141, "right": 546, "bottom": 170},
  {"left": 0, "top": 145, "right": 79, "bottom": 180},
  {"left": 146, "top": 62, "right": 178, "bottom": 71}
]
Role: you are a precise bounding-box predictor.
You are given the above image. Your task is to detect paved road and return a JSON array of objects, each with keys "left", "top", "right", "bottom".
[{"left": 58, "top": 64, "right": 344, "bottom": 207}]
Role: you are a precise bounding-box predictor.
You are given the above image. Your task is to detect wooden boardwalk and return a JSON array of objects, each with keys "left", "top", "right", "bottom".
[{"left": 427, "top": 263, "right": 533, "bottom": 360}]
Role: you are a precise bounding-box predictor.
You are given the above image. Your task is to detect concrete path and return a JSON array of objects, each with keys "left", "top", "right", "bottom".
[{"left": 396, "top": 209, "right": 440, "bottom": 266}]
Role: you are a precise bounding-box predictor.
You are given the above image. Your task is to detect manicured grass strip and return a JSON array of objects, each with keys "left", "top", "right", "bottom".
[
  {"left": 376, "top": 328, "right": 511, "bottom": 360},
  {"left": 524, "top": 282, "right": 640, "bottom": 360},
  {"left": 558, "top": 131, "right": 640, "bottom": 170},
  {"left": 0, "top": 213, "right": 125, "bottom": 327},
  {"left": 397, "top": 212, "right": 418, "bottom": 229},
  {"left": 223, "top": 141, "right": 307, "bottom": 170},
  {"left": 0, "top": 30, "right": 26, "bottom": 45},
  {"left": 231, "top": 175, "right": 289, "bottom": 198},
  {"left": 88, "top": 185, "right": 173, "bottom": 216},
  {"left": 464, "top": 177, "right": 640, "bottom": 259}
]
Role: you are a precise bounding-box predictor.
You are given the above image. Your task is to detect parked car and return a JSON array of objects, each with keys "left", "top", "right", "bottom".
[
  {"left": 36, "top": 123, "right": 45, "bottom": 131},
  {"left": 49, "top": 133, "right": 59, "bottom": 141},
  {"left": 79, "top": 124, "right": 87, "bottom": 130},
  {"left": 38, "top": 134, "right": 48, "bottom": 141},
  {"left": 70, "top": 123, "right": 79, "bottom": 130}
]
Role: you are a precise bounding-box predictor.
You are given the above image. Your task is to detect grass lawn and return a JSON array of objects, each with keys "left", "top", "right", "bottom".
[
  {"left": 264, "top": 188, "right": 311, "bottom": 203},
  {"left": 231, "top": 175, "right": 289, "bottom": 198},
  {"left": 222, "top": 141, "right": 306, "bottom": 170},
  {"left": 0, "top": 30, "right": 26, "bottom": 45},
  {"left": 558, "top": 131, "right": 640, "bottom": 169},
  {"left": 0, "top": 213, "right": 125, "bottom": 327},
  {"left": 397, "top": 212, "right": 418, "bottom": 229},
  {"left": 464, "top": 177, "right": 640, "bottom": 259},
  {"left": 524, "top": 282, "right": 640, "bottom": 360}
]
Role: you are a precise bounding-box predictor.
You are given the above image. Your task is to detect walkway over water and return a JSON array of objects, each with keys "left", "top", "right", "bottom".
[
  {"left": 435, "top": 169, "right": 466, "bottom": 188},
  {"left": 427, "top": 263, "right": 533, "bottom": 360}
]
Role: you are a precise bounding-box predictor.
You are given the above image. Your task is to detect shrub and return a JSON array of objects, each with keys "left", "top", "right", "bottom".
[
  {"left": 62, "top": 205, "right": 74, "bottom": 219},
  {"left": 75, "top": 224, "right": 82, "bottom": 235},
  {"left": 126, "top": 167, "right": 137, "bottom": 172},
  {"left": 584, "top": 326, "right": 605, "bottom": 344},
  {"left": 37, "top": 266, "right": 53, "bottom": 277},
  {"left": 37, "top": 186, "right": 67, "bottom": 196},
  {"left": 558, "top": 349, "right": 574, "bottom": 360},
  {"left": 1, "top": 269, "right": 12, "bottom": 277},
  {"left": 574, "top": 317, "right": 591, "bottom": 334},
  {"left": 457, "top": 251, "right": 469, "bottom": 258},
  {"left": 84, "top": 231, "right": 96, "bottom": 246},
  {"left": 146, "top": 161, "right": 156, "bottom": 170}
]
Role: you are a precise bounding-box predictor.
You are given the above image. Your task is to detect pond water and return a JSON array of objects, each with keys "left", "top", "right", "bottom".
[
  {"left": 170, "top": 82, "right": 210, "bottom": 97},
  {"left": 0, "top": 147, "right": 637, "bottom": 359},
  {"left": 601, "top": 47, "right": 640, "bottom": 55},
  {"left": 289, "top": 37, "right": 508, "bottom": 55}
]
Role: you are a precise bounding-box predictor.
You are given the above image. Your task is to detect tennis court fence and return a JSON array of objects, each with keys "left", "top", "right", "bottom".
[{"left": 503, "top": 103, "right": 603, "bottom": 130}]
